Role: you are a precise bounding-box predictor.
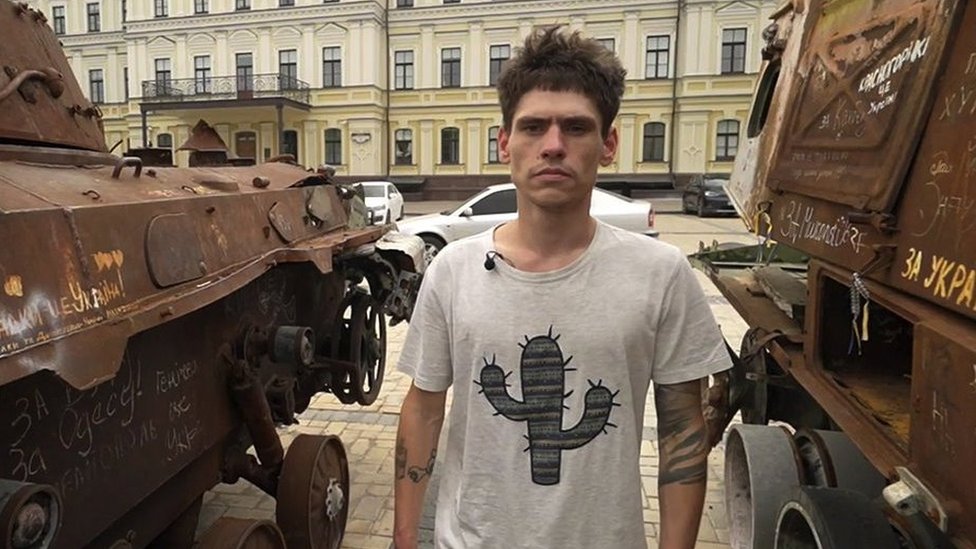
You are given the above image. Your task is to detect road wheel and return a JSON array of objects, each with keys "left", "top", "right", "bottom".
[
  {"left": 197, "top": 518, "right": 286, "bottom": 549},
  {"left": 697, "top": 196, "right": 706, "bottom": 217},
  {"left": 420, "top": 234, "right": 445, "bottom": 265},
  {"left": 276, "top": 435, "right": 349, "bottom": 549},
  {"left": 774, "top": 486, "right": 901, "bottom": 549},
  {"left": 384, "top": 209, "right": 391, "bottom": 224}
]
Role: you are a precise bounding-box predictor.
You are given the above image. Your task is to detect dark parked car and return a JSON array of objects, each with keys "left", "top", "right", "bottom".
[{"left": 681, "top": 174, "right": 736, "bottom": 217}]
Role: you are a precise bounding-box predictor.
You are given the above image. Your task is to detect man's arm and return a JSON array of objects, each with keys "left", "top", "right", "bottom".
[
  {"left": 393, "top": 383, "right": 447, "bottom": 549},
  {"left": 655, "top": 378, "right": 710, "bottom": 549}
]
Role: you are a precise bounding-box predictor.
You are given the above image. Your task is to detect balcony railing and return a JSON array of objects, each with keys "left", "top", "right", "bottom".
[{"left": 141, "top": 73, "right": 311, "bottom": 105}]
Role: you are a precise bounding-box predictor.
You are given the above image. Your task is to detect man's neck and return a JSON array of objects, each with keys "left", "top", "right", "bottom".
[{"left": 494, "top": 200, "right": 597, "bottom": 272}]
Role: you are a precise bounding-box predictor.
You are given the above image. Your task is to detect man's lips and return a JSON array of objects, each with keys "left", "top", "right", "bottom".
[{"left": 534, "top": 168, "right": 571, "bottom": 177}]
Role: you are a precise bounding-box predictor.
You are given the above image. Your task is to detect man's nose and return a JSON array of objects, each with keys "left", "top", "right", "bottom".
[{"left": 540, "top": 125, "right": 566, "bottom": 158}]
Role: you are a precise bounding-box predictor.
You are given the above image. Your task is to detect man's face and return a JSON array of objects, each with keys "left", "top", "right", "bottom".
[{"left": 499, "top": 89, "right": 618, "bottom": 211}]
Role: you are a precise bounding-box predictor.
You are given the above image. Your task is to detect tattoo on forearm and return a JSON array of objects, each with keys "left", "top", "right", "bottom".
[
  {"left": 407, "top": 449, "right": 437, "bottom": 483},
  {"left": 655, "top": 381, "right": 708, "bottom": 486},
  {"left": 395, "top": 438, "right": 407, "bottom": 480}
]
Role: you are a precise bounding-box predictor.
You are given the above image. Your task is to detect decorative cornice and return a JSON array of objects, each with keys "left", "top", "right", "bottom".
[
  {"left": 123, "top": 2, "right": 384, "bottom": 37},
  {"left": 387, "top": 0, "right": 676, "bottom": 23}
]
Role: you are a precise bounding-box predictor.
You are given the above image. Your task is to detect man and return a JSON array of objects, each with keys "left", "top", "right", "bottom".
[{"left": 394, "top": 26, "right": 731, "bottom": 549}]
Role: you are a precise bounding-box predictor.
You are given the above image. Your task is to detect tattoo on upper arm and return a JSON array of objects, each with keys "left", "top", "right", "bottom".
[
  {"left": 395, "top": 438, "right": 407, "bottom": 480},
  {"left": 655, "top": 380, "right": 708, "bottom": 487},
  {"left": 407, "top": 449, "right": 437, "bottom": 483}
]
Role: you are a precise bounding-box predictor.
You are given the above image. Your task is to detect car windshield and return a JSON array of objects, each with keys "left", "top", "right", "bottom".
[{"left": 360, "top": 184, "right": 385, "bottom": 198}]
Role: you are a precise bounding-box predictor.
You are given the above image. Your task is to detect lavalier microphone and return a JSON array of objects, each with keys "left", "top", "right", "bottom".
[{"left": 484, "top": 251, "right": 506, "bottom": 271}]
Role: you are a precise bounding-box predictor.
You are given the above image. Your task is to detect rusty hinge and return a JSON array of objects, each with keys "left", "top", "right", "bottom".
[{"left": 846, "top": 211, "right": 899, "bottom": 234}]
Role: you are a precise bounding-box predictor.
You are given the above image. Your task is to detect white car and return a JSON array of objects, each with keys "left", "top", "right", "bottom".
[
  {"left": 396, "top": 183, "right": 658, "bottom": 263},
  {"left": 357, "top": 181, "right": 405, "bottom": 225}
]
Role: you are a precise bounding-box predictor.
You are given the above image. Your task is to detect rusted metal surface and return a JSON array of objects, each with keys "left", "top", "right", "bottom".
[
  {"left": 767, "top": 0, "right": 961, "bottom": 212},
  {"left": 728, "top": 0, "right": 814, "bottom": 228},
  {"left": 888, "top": 0, "right": 976, "bottom": 321},
  {"left": 178, "top": 120, "right": 232, "bottom": 153},
  {"left": 911, "top": 322, "right": 976, "bottom": 546},
  {"left": 0, "top": 4, "right": 425, "bottom": 544},
  {"left": 708, "top": 1, "right": 976, "bottom": 547},
  {"left": 0, "top": 2, "right": 106, "bottom": 151}
]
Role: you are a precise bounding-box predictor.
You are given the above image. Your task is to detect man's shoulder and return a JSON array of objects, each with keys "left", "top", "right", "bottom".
[{"left": 599, "top": 222, "right": 683, "bottom": 266}]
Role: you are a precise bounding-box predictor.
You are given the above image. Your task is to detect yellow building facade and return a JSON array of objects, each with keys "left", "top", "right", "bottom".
[{"left": 28, "top": 0, "right": 777, "bottom": 198}]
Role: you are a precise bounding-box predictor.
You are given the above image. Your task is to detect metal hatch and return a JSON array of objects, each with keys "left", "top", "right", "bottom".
[
  {"left": 767, "top": 0, "right": 961, "bottom": 212},
  {"left": 0, "top": 2, "right": 106, "bottom": 151}
]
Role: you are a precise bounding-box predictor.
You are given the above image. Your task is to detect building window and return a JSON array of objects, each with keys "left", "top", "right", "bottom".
[
  {"left": 236, "top": 0, "right": 251, "bottom": 10},
  {"left": 154, "top": 58, "right": 172, "bottom": 93},
  {"left": 441, "top": 48, "right": 461, "bottom": 88},
  {"left": 322, "top": 47, "right": 341, "bottom": 88},
  {"left": 487, "top": 126, "right": 500, "bottom": 163},
  {"left": 279, "top": 0, "right": 295, "bottom": 5},
  {"left": 444, "top": 0, "right": 460, "bottom": 3},
  {"left": 721, "top": 28, "right": 747, "bottom": 74},
  {"left": 441, "top": 127, "right": 460, "bottom": 164},
  {"left": 194, "top": 0, "right": 208, "bottom": 14},
  {"left": 194, "top": 56, "right": 211, "bottom": 94},
  {"left": 236, "top": 53, "right": 254, "bottom": 91},
  {"left": 645, "top": 36, "right": 670, "bottom": 79},
  {"left": 282, "top": 130, "right": 299, "bottom": 161},
  {"left": 123, "top": 67, "right": 129, "bottom": 100},
  {"left": 394, "top": 51, "right": 414, "bottom": 90},
  {"left": 716, "top": 119, "right": 740, "bottom": 160},
  {"left": 397, "top": 0, "right": 413, "bottom": 6},
  {"left": 86, "top": 3, "right": 100, "bottom": 32},
  {"left": 279, "top": 49, "right": 298, "bottom": 89},
  {"left": 154, "top": 0, "right": 167, "bottom": 17},
  {"left": 52, "top": 6, "right": 65, "bottom": 35},
  {"left": 89, "top": 69, "right": 104, "bottom": 103},
  {"left": 324, "top": 128, "right": 342, "bottom": 165},
  {"left": 642, "top": 122, "right": 666, "bottom": 162},
  {"left": 394, "top": 129, "right": 412, "bottom": 165},
  {"left": 488, "top": 45, "right": 510, "bottom": 86},
  {"left": 157, "top": 133, "right": 173, "bottom": 149},
  {"left": 596, "top": 38, "right": 615, "bottom": 53}
]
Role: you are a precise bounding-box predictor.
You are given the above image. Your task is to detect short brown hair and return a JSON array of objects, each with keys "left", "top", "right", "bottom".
[{"left": 497, "top": 26, "right": 627, "bottom": 138}]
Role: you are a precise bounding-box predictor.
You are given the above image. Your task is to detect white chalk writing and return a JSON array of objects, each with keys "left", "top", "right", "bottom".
[
  {"left": 940, "top": 84, "right": 976, "bottom": 121},
  {"left": 868, "top": 91, "right": 898, "bottom": 115},
  {"left": 859, "top": 37, "right": 931, "bottom": 93},
  {"left": 967, "top": 52, "right": 976, "bottom": 75},
  {"left": 778, "top": 201, "right": 865, "bottom": 254},
  {"left": 155, "top": 361, "right": 199, "bottom": 394},
  {"left": 58, "top": 359, "right": 142, "bottom": 458},
  {"left": 910, "top": 180, "right": 976, "bottom": 240}
]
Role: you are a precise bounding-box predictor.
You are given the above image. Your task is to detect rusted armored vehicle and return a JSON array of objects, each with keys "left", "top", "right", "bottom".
[
  {"left": 694, "top": 0, "right": 976, "bottom": 548},
  {"left": 0, "top": 2, "right": 424, "bottom": 547}
]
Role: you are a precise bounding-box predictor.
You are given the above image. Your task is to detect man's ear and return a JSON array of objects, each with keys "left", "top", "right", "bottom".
[
  {"left": 600, "top": 126, "right": 619, "bottom": 167},
  {"left": 498, "top": 126, "right": 511, "bottom": 164}
]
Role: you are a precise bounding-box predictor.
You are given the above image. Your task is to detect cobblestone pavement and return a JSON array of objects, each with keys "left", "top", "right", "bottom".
[{"left": 197, "top": 213, "right": 752, "bottom": 548}]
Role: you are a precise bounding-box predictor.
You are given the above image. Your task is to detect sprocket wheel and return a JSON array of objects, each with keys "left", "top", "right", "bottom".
[
  {"left": 196, "top": 517, "right": 286, "bottom": 549},
  {"left": 275, "top": 434, "right": 350, "bottom": 549},
  {"left": 330, "top": 289, "right": 387, "bottom": 405}
]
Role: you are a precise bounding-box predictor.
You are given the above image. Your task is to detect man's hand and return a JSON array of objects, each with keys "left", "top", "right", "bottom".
[{"left": 655, "top": 378, "right": 710, "bottom": 549}]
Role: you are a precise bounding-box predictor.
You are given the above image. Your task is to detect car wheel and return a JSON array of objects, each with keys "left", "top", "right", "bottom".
[
  {"left": 682, "top": 198, "right": 691, "bottom": 215},
  {"left": 420, "top": 234, "right": 445, "bottom": 265},
  {"left": 697, "top": 197, "right": 706, "bottom": 217},
  {"left": 385, "top": 209, "right": 391, "bottom": 224}
]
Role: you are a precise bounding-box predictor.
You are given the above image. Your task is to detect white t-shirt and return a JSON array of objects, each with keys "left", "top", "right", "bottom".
[{"left": 398, "top": 220, "right": 732, "bottom": 549}]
